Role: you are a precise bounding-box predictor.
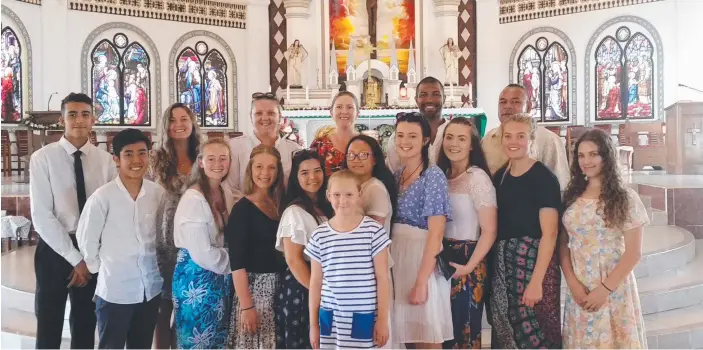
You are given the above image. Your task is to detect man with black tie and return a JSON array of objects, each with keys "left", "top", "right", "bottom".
[{"left": 30, "top": 93, "right": 117, "bottom": 348}]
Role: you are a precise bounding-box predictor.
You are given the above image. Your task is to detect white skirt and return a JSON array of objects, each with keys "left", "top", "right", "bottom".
[{"left": 390, "top": 223, "right": 453, "bottom": 344}]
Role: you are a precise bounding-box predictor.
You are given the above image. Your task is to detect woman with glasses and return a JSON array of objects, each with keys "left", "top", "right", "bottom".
[
  {"left": 226, "top": 92, "right": 301, "bottom": 204},
  {"left": 310, "top": 91, "right": 360, "bottom": 176},
  {"left": 391, "top": 112, "right": 453, "bottom": 348},
  {"left": 274, "top": 149, "right": 333, "bottom": 348},
  {"left": 436, "top": 117, "right": 497, "bottom": 349},
  {"left": 148, "top": 103, "right": 203, "bottom": 348}
]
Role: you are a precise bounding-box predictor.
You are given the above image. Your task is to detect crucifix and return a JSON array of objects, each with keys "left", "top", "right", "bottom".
[
  {"left": 359, "top": 38, "right": 379, "bottom": 108},
  {"left": 687, "top": 123, "right": 700, "bottom": 146}
]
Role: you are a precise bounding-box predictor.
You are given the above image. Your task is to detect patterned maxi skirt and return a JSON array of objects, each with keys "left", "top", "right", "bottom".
[
  {"left": 227, "top": 272, "right": 280, "bottom": 349},
  {"left": 275, "top": 267, "right": 310, "bottom": 349},
  {"left": 489, "top": 237, "right": 562, "bottom": 349},
  {"left": 173, "top": 249, "right": 231, "bottom": 349},
  {"left": 443, "top": 239, "right": 487, "bottom": 349}
]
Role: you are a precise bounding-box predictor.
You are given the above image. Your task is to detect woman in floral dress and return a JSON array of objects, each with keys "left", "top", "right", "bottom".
[
  {"left": 310, "top": 91, "right": 359, "bottom": 176},
  {"left": 560, "top": 128, "right": 648, "bottom": 348},
  {"left": 149, "top": 103, "right": 202, "bottom": 348}
]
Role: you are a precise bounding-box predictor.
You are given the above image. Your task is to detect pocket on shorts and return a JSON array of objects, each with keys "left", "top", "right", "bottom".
[
  {"left": 319, "top": 308, "right": 334, "bottom": 336},
  {"left": 350, "top": 312, "right": 375, "bottom": 340}
]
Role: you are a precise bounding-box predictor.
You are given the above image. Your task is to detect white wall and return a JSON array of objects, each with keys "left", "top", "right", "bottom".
[
  {"left": 674, "top": 0, "right": 703, "bottom": 101},
  {"left": 476, "top": 0, "right": 680, "bottom": 132},
  {"left": 2, "top": 0, "right": 270, "bottom": 135}
]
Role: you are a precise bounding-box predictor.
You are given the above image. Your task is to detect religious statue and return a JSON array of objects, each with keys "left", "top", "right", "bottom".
[
  {"left": 284, "top": 39, "right": 308, "bottom": 88},
  {"left": 364, "top": 77, "right": 381, "bottom": 107},
  {"left": 440, "top": 38, "right": 460, "bottom": 85}
]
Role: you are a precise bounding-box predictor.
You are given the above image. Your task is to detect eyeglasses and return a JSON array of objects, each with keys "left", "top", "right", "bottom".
[
  {"left": 346, "top": 151, "right": 370, "bottom": 161},
  {"left": 252, "top": 92, "right": 277, "bottom": 101}
]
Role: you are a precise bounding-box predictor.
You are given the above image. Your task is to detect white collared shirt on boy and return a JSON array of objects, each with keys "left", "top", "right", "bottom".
[
  {"left": 76, "top": 176, "right": 165, "bottom": 304},
  {"left": 30, "top": 136, "right": 117, "bottom": 267}
]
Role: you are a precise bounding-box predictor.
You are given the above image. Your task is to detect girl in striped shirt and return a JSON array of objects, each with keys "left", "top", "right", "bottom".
[{"left": 306, "top": 170, "right": 391, "bottom": 349}]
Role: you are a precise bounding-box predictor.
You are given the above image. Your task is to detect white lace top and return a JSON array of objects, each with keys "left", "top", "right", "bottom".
[
  {"left": 445, "top": 167, "right": 497, "bottom": 241},
  {"left": 275, "top": 205, "right": 327, "bottom": 261}
]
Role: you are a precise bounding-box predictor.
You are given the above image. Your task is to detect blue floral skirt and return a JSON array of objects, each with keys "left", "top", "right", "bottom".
[{"left": 173, "top": 248, "right": 231, "bottom": 349}]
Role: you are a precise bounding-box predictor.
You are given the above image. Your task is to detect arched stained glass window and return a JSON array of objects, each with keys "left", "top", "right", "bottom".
[
  {"left": 1, "top": 27, "right": 22, "bottom": 123},
  {"left": 91, "top": 34, "right": 151, "bottom": 125},
  {"left": 516, "top": 38, "right": 569, "bottom": 122},
  {"left": 595, "top": 29, "right": 654, "bottom": 120},
  {"left": 176, "top": 42, "right": 228, "bottom": 127}
]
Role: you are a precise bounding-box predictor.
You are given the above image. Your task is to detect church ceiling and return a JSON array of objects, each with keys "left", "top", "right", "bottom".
[
  {"left": 67, "top": 0, "right": 247, "bottom": 29},
  {"left": 498, "top": 0, "right": 664, "bottom": 24}
]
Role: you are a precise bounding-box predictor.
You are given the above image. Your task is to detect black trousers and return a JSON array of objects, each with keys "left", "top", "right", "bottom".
[
  {"left": 34, "top": 236, "right": 97, "bottom": 349},
  {"left": 95, "top": 295, "right": 161, "bottom": 349}
]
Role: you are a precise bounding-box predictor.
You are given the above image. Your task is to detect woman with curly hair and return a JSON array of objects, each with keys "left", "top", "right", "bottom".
[
  {"left": 560, "top": 128, "right": 648, "bottom": 348},
  {"left": 148, "top": 103, "right": 203, "bottom": 348}
]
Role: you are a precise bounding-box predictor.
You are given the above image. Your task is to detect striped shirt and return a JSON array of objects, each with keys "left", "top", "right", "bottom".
[{"left": 305, "top": 216, "right": 391, "bottom": 349}]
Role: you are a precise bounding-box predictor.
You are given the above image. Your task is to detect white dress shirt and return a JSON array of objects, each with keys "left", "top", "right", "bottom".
[
  {"left": 76, "top": 176, "right": 165, "bottom": 304},
  {"left": 385, "top": 118, "right": 449, "bottom": 173},
  {"left": 30, "top": 137, "right": 117, "bottom": 267},
  {"left": 225, "top": 134, "right": 301, "bottom": 203},
  {"left": 173, "top": 189, "right": 230, "bottom": 275}
]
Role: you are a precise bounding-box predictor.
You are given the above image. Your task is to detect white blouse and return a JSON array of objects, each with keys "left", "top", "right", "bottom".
[
  {"left": 173, "top": 189, "right": 230, "bottom": 275},
  {"left": 275, "top": 205, "right": 327, "bottom": 260},
  {"left": 445, "top": 167, "right": 497, "bottom": 241},
  {"left": 361, "top": 178, "right": 393, "bottom": 235}
]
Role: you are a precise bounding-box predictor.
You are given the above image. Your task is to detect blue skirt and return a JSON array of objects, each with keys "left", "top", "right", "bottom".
[{"left": 173, "top": 248, "right": 231, "bottom": 349}]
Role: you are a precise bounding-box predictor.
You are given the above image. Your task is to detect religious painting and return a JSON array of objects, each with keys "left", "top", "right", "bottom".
[
  {"left": 329, "top": 0, "right": 415, "bottom": 75},
  {"left": 1, "top": 27, "right": 22, "bottom": 123},
  {"left": 595, "top": 28, "right": 655, "bottom": 121},
  {"left": 176, "top": 42, "right": 229, "bottom": 127},
  {"left": 515, "top": 38, "right": 569, "bottom": 123},
  {"left": 90, "top": 34, "right": 152, "bottom": 125}
]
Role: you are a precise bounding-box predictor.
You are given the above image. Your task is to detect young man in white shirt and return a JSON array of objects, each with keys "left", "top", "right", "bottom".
[
  {"left": 77, "top": 128, "right": 165, "bottom": 349},
  {"left": 30, "top": 93, "right": 117, "bottom": 349},
  {"left": 226, "top": 92, "right": 301, "bottom": 203},
  {"left": 385, "top": 76, "right": 450, "bottom": 173}
]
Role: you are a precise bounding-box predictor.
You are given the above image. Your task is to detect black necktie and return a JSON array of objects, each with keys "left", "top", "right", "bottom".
[{"left": 74, "top": 150, "right": 87, "bottom": 214}]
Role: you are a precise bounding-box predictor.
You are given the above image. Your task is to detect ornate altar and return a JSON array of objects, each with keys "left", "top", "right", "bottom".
[{"left": 666, "top": 101, "right": 703, "bottom": 174}]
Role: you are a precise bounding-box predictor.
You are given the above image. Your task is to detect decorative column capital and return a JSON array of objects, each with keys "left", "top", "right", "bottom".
[
  {"left": 433, "top": 0, "right": 461, "bottom": 17},
  {"left": 283, "top": 0, "right": 311, "bottom": 18}
]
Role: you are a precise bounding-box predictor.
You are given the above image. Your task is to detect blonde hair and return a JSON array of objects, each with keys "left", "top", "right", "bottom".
[
  {"left": 186, "top": 138, "right": 231, "bottom": 231},
  {"left": 243, "top": 145, "right": 285, "bottom": 210},
  {"left": 151, "top": 103, "right": 203, "bottom": 193},
  {"left": 327, "top": 169, "right": 361, "bottom": 192},
  {"left": 500, "top": 113, "right": 536, "bottom": 141}
]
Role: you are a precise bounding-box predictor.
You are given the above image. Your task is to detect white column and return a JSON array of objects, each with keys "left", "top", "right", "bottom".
[
  {"left": 433, "top": 0, "right": 461, "bottom": 49},
  {"left": 385, "top": 79, "right": 402, "bottom": 106},
  {"left": 243, "top": 0, "right": 271, "bottom": 135},
  {"left": 283, "top": 0, "right": 313, "bottom": 88}
]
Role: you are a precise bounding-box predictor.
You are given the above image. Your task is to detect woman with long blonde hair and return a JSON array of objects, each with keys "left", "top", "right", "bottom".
[
  {"left": 488, "top": 114, "right": 562, "bottom": 348},
  {"left": 148, "top": 103, "right": 203, "bottom": 348},
  {"left": 225, "top": 145, "right": 287, "bottom": 348},
  {"left": 172, "top": 138, "right": 233, "bottom": 349}
]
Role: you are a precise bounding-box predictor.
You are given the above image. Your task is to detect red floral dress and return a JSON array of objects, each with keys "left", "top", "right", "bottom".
[{"left": 310, "top": 135, "right": 346, "bottom": 177}]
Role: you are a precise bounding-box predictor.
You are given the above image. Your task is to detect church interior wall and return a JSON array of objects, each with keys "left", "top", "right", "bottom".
[
  {"left": 1, "top": 2, "right": 41, "bottom": 112},
  {"left": 476, "top": 0, "right": 679, "bottom": 132}
]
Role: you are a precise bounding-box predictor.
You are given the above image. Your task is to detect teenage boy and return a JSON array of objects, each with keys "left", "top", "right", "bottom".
[
  {"left": 30, "top": 92, "right": 117, "bottom": 349},
  {"left": 76, "top": 128, "right": 165, "bottom": 349}
]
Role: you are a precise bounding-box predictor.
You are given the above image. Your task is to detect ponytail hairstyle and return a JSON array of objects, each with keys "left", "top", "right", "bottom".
[{"left": 395, "top": 111, "right": 431, "bottom": 175}]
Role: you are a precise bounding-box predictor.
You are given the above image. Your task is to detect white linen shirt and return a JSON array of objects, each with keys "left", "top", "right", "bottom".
[
  {"left": 30, "top": 137, "right": 117, "bottom": 267},
  {"left": 385, "top": 118, "right": 449, "bottom": 173},
  {"left": 225, "top": 134, "right": 301, "bottom": 204},
  {"left": 76, "top": 176, "right": 165, "bottom": 304},
  {"left": 173, "top": 189, "right": 230, "bottom": 275}
]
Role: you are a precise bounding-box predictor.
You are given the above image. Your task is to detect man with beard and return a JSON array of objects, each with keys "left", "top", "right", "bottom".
[
  {"left": 481, "top": 83, "right": 569, "bottom": 189},
  {"left": 386, "top": 76, "right": 449, "bottom": 172}
]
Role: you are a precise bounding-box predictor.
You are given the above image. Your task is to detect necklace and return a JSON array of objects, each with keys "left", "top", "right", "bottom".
[{"left": 400, "top": 163, "right": 422, "bottom": 188}]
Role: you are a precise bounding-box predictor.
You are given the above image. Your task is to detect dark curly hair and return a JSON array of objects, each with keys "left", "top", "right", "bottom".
[
  {"left": 563, "top": 128, "right": 629, "bottom": 229},
  {"left": 280, "top": 149, "right": 334, "bottom": 223}
]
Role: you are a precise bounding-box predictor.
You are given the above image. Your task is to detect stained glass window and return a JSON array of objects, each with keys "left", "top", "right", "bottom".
[
  {"left": 595, "top": 29, "right": 654, "bottom": 120},
  {"left": 516, "top": 38, "right": 569, "bottom": 122},
  {"left": 90, "top": 34, "right": 151, "bottom": 125},
  {"left": 1, "top": 27, "right": 22, "bottom": 123},
  {"left": 176, "top": 43, "right": 228, "bottom": 127}
]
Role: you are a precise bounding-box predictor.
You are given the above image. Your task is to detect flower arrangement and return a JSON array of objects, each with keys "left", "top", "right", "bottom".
[
  {"left": 19, "top": 114, "right": 63, "bottom": 130},
  {"left": 279, "top": 116, "right": 304, "bottom": 146}
]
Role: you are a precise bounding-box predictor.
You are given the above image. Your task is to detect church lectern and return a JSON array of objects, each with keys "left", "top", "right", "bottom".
[
  {"left": 16, "top": 111, "right": 62, "bottom": 183},
  {"left": 666, "top": 101, "right": 703, "bottom": 174}
]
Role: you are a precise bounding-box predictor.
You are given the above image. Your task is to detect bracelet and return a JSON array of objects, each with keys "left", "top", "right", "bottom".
[
  {"left": 241, "top": 305, "right": 255, "bottom": 311},
  {"left": 601, "top": 282, "right": 613, "bottom": 292}
]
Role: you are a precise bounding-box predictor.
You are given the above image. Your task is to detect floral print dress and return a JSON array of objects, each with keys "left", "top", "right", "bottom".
[
  {"left": 562, "top": 187, "right": 649, "bottom": 348},
  {"left": 310, "top": 134, "right": 346, "bottom": 177}
]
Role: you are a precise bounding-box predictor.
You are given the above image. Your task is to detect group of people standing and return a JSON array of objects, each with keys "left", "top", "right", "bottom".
[{"left": 30, "top": 76, "right": 648, "bottom": 350}]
